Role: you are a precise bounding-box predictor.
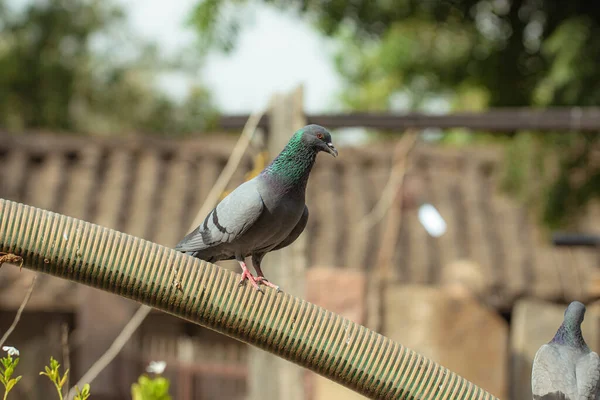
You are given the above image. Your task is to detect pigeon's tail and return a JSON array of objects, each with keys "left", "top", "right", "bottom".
[
  {"left": 174, "top": 230, "right": 227, "bottom": 263},
  {"left": 175, "top": 246, "right": 229, "bottom": 264},
  {"left": 174, "top": 227, "right": 205, "bottom": 253},
  {"left": 178, "top": 250, "right": 198, "bottom": 258},
  {"left": 174, "top": 241, "right": 204, "bottom": 260},
  {"left": 533, "top": 392, "right": 571, "bottom": 400}
]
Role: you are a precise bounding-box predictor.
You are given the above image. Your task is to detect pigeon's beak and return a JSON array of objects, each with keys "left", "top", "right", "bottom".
[{"left": 325, "top": 142, "right": 338, "bottom": 157}]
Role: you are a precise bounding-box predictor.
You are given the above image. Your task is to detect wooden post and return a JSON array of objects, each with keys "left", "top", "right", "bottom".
[{"left": 247, "top": 85, "right": 307, "bottom": 400}]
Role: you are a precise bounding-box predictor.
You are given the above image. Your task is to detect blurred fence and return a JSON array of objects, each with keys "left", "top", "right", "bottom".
[{"left": 218, "top": 107, "right": 600, "bottom": 132}]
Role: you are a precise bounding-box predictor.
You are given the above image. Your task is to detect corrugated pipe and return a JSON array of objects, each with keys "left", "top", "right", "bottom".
[{"left": 0, "top": 198, "right": 498, "bottom": 400}]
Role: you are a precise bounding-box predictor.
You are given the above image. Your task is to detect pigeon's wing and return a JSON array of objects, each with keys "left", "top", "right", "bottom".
[
  {"left": 576, "top": 351, "right": 600, "bottom": 400},
  {"left": 532, "top": 344, "right": 577, "bottom": 400},
  {"left": 271, "top": 205, "right": 309, "bottom": 251},
  {"left": 175, "top": 180, "right": 264, "bottom": 252}
]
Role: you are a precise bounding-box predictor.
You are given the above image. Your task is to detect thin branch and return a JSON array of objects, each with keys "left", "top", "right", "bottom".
[
  {"left": 67, "top": 305, "right": 152, "bottom": 400},
  {"left": 62, "top": 323, "right": 70, "bottom": 399},
  {"left": 374, "top": 131, "right": 419, "bottom": 270},
  {"left": 66, "top": 107, "right": 268, "bottom": 399},
  {"left": 187, "top": 108, "right": 266, "bottom": 232},
  {"left": 364, "top": 132, "right": 419, "bottom": 333},
  {"left": 0, "top": 274, "right": 37, "bottom": 347},
  {"left": 357, "top": 131, "right": 419, "bottom": 233}
]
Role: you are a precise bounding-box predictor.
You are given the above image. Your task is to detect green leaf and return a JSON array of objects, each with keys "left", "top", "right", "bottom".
[
  {"left": 59, "top": 373, "right": 67, "bottom": 388},
  {"left": 5, "top": 365, "right": 14, "bottom": 380},
  {"left": 6, "top": 375, "right": 22, "bottom": 392},
  {"left": 131, "top": 375, "right": 172, "bottom": 400},
  {"left": 74, "top": 383, "right": 91, "bottom": 400}
]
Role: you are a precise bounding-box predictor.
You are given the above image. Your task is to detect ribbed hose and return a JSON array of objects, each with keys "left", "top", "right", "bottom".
[{"left": 0, "top": 199, "right": 499, "bottom": 400}]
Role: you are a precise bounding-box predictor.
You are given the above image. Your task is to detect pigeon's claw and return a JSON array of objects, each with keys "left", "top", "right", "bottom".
[
  {"left": 255, "top": 277, "right": 281, "bottom": 292},
  {"left": 239, "top": 270, "right": 263, "bottom": 292},
  {"left": 238, "top": 262, "right": 263, "bottom": 292}
]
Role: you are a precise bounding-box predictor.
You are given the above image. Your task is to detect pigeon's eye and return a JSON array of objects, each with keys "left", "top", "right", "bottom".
[{"left": 317, "top": 133, "right": 323, "bottom": 139}]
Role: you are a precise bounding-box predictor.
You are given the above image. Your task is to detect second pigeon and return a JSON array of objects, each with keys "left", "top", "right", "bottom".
[{"left": 532, "top": 301, "right": 600, "bottom": 400}]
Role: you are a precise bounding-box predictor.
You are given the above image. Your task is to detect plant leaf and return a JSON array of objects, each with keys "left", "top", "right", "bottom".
[
  {"left": 6, "top": 375, "right": 22, "bottom": 392},
  {"left": 5, "top": 365, "right": 14, "bottom": 380},
  {"left": 59, "top": 371, "right": 68, "bottom": 388}
]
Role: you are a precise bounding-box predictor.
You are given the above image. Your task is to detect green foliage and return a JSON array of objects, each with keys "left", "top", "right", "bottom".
[
  {"left": 541, "top": 133, "right": 600, "bottom": 229},
  {"left": 534, "top": 17, "right": 600, "bottom": 106},
  {"left": 499, "top": 131, "right": 600, "bottom": 229},
  {"left": 0, "top": 349, "right": 88, "bottom": 400},
  {"left": 188, "top": 0, "right": 247, "bottom": 53},
  {"left": 74, "top": 384, "right": 91, "bottom": 400},
  {"left": 0, "top": 349, "right": 176, "bottom": 400},
  {"left": 190, "top": 0, "right": 600, "bottom": 228},
  {"left": 131, "top": 375, "right": 172, "bottom": 400},
  {"left": 189, "top": 0, "right": 600, "bottom": 108},
  {"left": 0, "top": 354, "right": 22, "bottom": 400},
  {"left": 39, "top": 357, "right": 69, "bottom": 400},
  {"left": 0, "top": 0, "right": 217, "bottom": 135}
]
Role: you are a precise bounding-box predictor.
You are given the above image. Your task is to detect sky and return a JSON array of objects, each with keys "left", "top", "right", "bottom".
[{"left": 119, "top": 0, "right": 342, "bottom": 114}]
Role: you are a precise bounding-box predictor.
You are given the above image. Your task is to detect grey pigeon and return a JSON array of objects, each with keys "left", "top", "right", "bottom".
[
  {"left": 175, "top": 124, "right": 337, "bottom": 292},
  {"left": 532, "top": 301, "right": 600, "bottom": 400}
]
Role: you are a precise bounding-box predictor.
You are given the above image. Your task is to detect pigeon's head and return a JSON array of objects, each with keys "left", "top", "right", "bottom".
[
  {"left": 564, "top": 301, "right": 586, "bottom": 326},
  {"left": 300, "top": 124, "right": 338, "bottom": 157}
]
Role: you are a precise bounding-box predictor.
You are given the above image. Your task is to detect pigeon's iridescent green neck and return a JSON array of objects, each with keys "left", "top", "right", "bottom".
[{"left": 262, "top": 131, "right": 317, "bottom": 191}]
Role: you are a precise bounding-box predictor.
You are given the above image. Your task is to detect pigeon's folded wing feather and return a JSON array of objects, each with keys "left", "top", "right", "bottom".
[
  {"left": 175, "top": 181, "right": 264, "bottom": 252},
  {"left": 576, "top": 351, "right": 600, "bottom": 400},
  {"left": 532, "top": 344, "right": 577, "bottom": 400}
]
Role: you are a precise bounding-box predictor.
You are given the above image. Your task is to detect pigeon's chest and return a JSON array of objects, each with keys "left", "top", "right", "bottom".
[
  {"left": 252, "top": 192, "right": 304, "bottom": 239},
  {"left": 230, "top": 181, "right": 305, "bottom": 251},
  {"left": 264, "top": 193, "right": 304, "bottom": 229}
]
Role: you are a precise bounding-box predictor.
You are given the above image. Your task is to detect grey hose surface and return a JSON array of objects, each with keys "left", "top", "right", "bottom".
[{"left": 0, "top": 198, "right": 499, "bottom": 400}]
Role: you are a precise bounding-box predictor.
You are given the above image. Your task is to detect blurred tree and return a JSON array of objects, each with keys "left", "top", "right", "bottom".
[
  {"left": 189, "top": 0, "right": 600, "bottom": 229},
  {"left": 0, "top": 0, "right": 217, "bottom": 135}
]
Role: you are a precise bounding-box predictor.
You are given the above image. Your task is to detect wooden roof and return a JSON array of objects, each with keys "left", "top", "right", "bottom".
[{"left": 0, "top": 132, "right": 599, "bottom": 311}]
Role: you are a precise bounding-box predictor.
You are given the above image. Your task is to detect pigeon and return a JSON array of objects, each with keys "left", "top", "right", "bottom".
[
  {"left": 532, "top": 301, "right": 600, "bottom": 400},
  {"left": 175, "top": 124, "right": 337, "bottom": 292}
]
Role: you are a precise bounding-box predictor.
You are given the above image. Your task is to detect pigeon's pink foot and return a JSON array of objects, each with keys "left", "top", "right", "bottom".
[
  {"left": 252, "top": 260, "right": 281, "bottom": 292},
  {"left": 255, "top": 276, "right": 280, "bottom": 292},
  {"left": 238, "top": 262, "right": 263, "bottom": 292}
]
